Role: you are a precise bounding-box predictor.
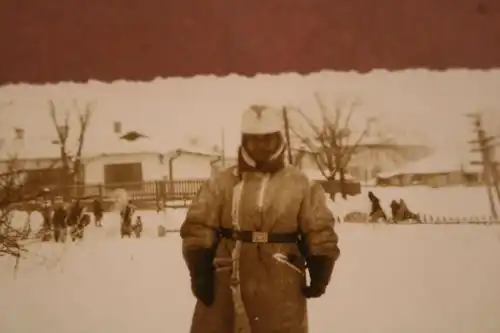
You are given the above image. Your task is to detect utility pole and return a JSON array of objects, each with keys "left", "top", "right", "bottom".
[{"left": 467, "top": 113, "right": 500, "bottom": 219}]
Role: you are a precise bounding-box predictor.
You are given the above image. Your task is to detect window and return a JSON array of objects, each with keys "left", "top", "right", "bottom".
[
  {"left": 104, "top": 162, "right": 143, "bottom": 190},
  {"left": 22, "top": 167, "right": 68, "bottom": 192}
]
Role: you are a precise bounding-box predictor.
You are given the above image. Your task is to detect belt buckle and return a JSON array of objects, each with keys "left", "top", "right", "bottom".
[{"left": 252, "top": 231, "right": 268, "bottom": 243}]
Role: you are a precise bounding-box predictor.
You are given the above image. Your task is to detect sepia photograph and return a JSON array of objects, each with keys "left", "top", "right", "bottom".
[{"left": 1, "top": 69, "right": 500, "bottom": 333}]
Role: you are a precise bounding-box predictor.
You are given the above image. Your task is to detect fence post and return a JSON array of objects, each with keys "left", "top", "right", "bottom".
[
  {"left": 160, "top": 179, "right": 166, "bottom": 205},
  {"left": 155, "top": 180, "right": 161, "bottom": 212},
  {"left": 168, "top": 179, "right": 176, "bottom": 201}
]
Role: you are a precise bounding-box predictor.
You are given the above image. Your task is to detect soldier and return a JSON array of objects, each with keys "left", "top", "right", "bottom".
[
  {"left": 390, "top": 200, "right": 401, "bottom": 223},
  {"left": 120, "top": 200, "right": 135, "bottom": 238},
  {"left": 92, "top": 198, "right": 104, "bottom": 227},
  {"left": 67, "top": 198, "right": 86, "bottom": 241},
  {"left": 368, "top": 191, "right": 387, "bottom": 222},
  {"left": 393, "top": 198, "right": 421, "bottom": 223},
  {"left": 132, "top": 215, "right": 143, "bottom": 238},
  {"left": 180, "top": 105, "right": 340, "bottom": 333},
  {"left": 40, "top": 198, "right": 53, "bottom": 242},
  {"left": 73, "top": 213, "right": 91, "bottom": 240},
  {"left": 52, "top": 196, "right": 68, "bottom": 242}
]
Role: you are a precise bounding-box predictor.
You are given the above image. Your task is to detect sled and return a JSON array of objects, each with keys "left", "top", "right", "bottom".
[
  {"left": 70, "top": 226, "right": 85, "bottom": 241},
  {"left": 41, "top": 229, "right": 53, "bottom": 242}
]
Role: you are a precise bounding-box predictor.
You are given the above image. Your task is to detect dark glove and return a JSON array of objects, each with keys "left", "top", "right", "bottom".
[
  {"left": 185, "top": 248, "right": 216, "bottom": 307},
  {"left": 303, "top": 255, "right": 335, "bottom": 299}
]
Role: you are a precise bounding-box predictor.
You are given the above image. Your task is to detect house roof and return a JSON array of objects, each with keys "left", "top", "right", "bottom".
[
  {"left": 301, "top": 167, "right": 355, "bottom": 181},
  {"left": 377, "top": 151, "right": 482, "bottom": 178},
  {"left": 83, "top": 134, "right": 165, "bottom": 157},
  {"left": 0, "top": 133, "right": 234, "bottom": 162}
]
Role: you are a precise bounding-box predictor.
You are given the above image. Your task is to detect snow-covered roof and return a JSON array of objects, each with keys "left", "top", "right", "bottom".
[
  {"left": 301, "top": 167, "right": 355, "bottom": 181},
  {"left": 0, "top": 134, "right": 234, "bottom": 162},
  {"left": 377, "top": 151, "right": 483, "bottom": 178},
  {"left": 83, "top": 134, "right": 166, "bottom": 157},
  {"left": 174, "top": 146, "right": 228, "bottom": 158}
]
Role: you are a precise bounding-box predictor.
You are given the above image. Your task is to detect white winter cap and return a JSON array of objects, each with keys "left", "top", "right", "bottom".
[{"left": 240, "top": 105, "right": 283, "bottom": 135}]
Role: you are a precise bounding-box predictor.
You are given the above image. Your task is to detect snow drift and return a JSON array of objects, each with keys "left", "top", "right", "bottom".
[{"left": 1, "top": 209, "right": 499, "bottom": 333}]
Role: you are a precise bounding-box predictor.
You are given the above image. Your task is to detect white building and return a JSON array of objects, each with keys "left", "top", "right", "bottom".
[
  {"left": 0, "top": 125, "right": 232, "bottom": 192},
  {"left": 376, "top": 151, "right": 484, "bottom": 187}
]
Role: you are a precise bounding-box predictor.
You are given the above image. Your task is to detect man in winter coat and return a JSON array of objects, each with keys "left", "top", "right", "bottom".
[
  {"left": 67, "top": 198, "right": 86, "bottom": 241},
  {"left": 368, "top": 191, "right": 387, "bottom": 222},
  {"left": 92, "top": 198, "right": 104, "bottom": 227},
  {"left": 40, "top": 199, "right": 53, "bottom": 242},
  {"left": 180, "top": 105, "right": 340, "bottom": 333},
  {"left": 120, "top": 200, "right": 135, "bottom": 238},
  {"left": 52, "top": 196, "right": 68, "bottom": 242}
]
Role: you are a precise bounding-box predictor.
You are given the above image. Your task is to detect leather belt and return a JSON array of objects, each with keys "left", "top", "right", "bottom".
[{"left": 218, "top": 227, "right": 300, "bottom": 244}]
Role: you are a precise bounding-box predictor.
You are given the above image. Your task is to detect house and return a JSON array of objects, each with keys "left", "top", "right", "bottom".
[
  {"left": 0, "top": 124, "right": 232, "bottom": 194},
  {"left": 287, "top": 114, "right": 432, "bottom": 182},
  {"left": 292, "top": 140, "right": 431, "bottom": 183},
  {"left": 346, "top": 140, "right": 431, "bottom": 181},
  {"left": 375, "top": 151, "right": 484, "bottom": 187}
]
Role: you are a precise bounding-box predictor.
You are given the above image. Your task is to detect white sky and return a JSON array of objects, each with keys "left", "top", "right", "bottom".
[{"left": 0, "top": 69, "right": 499, "bottom": 156}]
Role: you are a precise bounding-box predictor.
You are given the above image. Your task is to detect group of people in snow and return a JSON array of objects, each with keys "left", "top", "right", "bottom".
[
  {"left": 35, "top": 194, "right": 142, "bottom": 241},
  {"left": 368, "top": 191, "right": 421, "bottom": 223},
  {"left": 35, "top": 193, "right": 142, "bottom": 243},
  {"left": 180, "top": 105, "right": 341, "bottom": 333},
  {"left": 33, "top": 191, "right": 143, "bottom": 242},
  {"left": 38, "top": 196, "right": 100, "bottom": 242}
]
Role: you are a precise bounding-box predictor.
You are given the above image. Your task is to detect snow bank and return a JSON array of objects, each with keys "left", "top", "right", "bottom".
[{"left": 1, "top": 221, "right": 500, "bottom": 333}]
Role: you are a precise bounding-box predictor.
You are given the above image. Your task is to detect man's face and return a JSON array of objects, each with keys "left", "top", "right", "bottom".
[{"left": 242, "top": 132, "right": 281, "bottom": 163}]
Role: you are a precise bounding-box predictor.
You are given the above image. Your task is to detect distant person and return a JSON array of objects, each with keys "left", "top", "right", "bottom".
[
  {"left": 52, "top": 196, "right": 68, "bottom": 242},
  {"left": 368, "top": 191, "right": 387, "bottom": 222},
  {"left": 40, "top": 199, "right": 53, "bottom": 241},
  {"left": 393, "top": 199, "right": 421, "bottom": 223},
  {"left": 72, "top": 213, "right": 91, "bottom": 240},
  {"left": 92, "top": 198, "right": 104, "bottom": 227},
  {"left": 120, "top": 200, "right": 136, "bottom": 238},
  {"left": 68, "top": 198, "right": 86, "bottom": 241},
  {"left": 390, "top": 200, "right": 401, "bottom": 222},
  {"left": 132, "top": 216, "right": 143, "bottom": 238}
]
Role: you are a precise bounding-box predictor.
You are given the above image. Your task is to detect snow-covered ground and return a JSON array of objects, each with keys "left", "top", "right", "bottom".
[
  {"left": 333, "top": 185, "right": 499, "bottom": 220},
  {"left": 1, "top": 186, "right": 500, "bottom": 333}
]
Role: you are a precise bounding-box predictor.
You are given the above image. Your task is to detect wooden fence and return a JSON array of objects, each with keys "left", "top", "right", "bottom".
[
  {"left": 29, "top": 177, "right": 361, "bottom": 210},
  {"left": 49, "top": 179, "right": 206, "bottom": 209}
]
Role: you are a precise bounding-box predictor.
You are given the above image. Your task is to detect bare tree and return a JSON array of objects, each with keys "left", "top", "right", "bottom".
[
  {"left": 48, "top": 100, "right": 95, "bottom": 198},
  {"left": 0, "top": 153, "right": 50, "bottom": 266},
  {"left": 288, "top": 93, "right": 368, "bottom": 199}
]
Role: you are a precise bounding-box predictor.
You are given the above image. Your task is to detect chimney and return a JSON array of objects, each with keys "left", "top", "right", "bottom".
[
  {"left": 14, "top": 127, "right": 25, "bottom": 140},
  {"left": 113, "top": 121, "right": 122, "bottom": 134}
]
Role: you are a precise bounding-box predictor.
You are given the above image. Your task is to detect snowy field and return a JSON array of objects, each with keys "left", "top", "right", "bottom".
[
  {"left": 334, "top": 185, "right": 500, "bottom": 220},
  {"left": 1, "top": 186, "right": 500, "bottom": 333}
]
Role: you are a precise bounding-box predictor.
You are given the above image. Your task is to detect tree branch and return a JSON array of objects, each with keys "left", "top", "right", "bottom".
[
  {"left": 288, "top": 93, "right": 366, "bottom": 198},
  {"left": 48, "top": 100, "right": 94, "bottom": 198}
]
